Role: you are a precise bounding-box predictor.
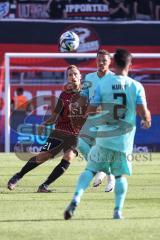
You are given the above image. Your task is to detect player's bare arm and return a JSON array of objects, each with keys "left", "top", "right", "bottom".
[
  {"left": 136, "top": 104, "right": 151, "bottom": 129},
  {"left": 38, "top": 112, "right": 59, "bottom": 135}
]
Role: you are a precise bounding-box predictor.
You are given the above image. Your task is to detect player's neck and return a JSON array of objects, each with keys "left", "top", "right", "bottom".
[
  {"left": 97, "top": 70, "right": 109, "bottom": 78},
  {"left": 115, "top": 68, "right": 128, "bottom": 76},
  {"left": 73, "top": 85, "right": 81, "bottom": 92}
]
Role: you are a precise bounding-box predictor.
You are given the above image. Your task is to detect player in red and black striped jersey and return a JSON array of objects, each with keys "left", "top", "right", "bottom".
[
  {"left": 53, "top": 87, "right": 88, "bottom": 136},
  {"left": 8, "top": 65, "right": 88, "bottom": 192}
]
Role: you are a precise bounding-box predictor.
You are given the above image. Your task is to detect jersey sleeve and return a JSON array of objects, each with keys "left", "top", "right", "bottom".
[
  {"left": 90, "top": 84, "right": 101, "bottom": 107},
  {"left": 81, "top": 80, "right": 89, "bottom": 99},
  {"left": 136, "top": 84, "right": 147, "bottom": 106},
  {"left": 84, "top": 74, "right": 94, "bottom": 99},
  {"left": 54, "top": 93, "right": 63, "bottom": 114}
]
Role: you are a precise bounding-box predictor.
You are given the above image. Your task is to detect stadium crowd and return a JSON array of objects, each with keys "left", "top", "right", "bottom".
[{"left": 2, "top": 0, "right": 160, "bottom": 20}]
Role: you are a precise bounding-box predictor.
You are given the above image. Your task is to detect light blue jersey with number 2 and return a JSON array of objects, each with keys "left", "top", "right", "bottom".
[{"left": 90, "top": 74, "right": 147, "bottom": 154}]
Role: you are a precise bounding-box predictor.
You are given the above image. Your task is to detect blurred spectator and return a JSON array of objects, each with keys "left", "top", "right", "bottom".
[
  {"left": 11, "top": 87, "right": 34, "bottom": 131},
  {"left": 101, "top": 0, "right": 109, "bottom": 5},
  {"left": 109, "top": 0, "right": 130, "bottom": 20},
  {"left": 11, "top": 87, "right": 33, "bottom": 113},
  {"left": 127, "top": 0, "right": 135, "bottom": 20},
  {"left": 9, "top": 0, "right": 16, "bottom": 3},
  {"left": 1, "top": 0, "right": 159, "bottom": 21},
  {"left": 102, "top": 0, "right": 109, "bottom": 3},
  {"left": 154, "top": 0, "right": 160, "bottom": 20},
  {"left": 133, "top": 0, "right": 153, "bottom": 20},
  {"left": 47, "top": 0, "right": 66, "bottom": 19},
  {"left": 86, "top": 0, "right": 108, "bottom": 2}
]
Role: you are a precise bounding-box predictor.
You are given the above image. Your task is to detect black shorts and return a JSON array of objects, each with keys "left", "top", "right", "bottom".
[{"left": 40, "top": 130, "right": 78, "bottom": 157}]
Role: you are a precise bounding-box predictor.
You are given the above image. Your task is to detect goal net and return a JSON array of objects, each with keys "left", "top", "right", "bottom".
[{"left": 1, "top": 52, "right": 160, "bottom": 154}]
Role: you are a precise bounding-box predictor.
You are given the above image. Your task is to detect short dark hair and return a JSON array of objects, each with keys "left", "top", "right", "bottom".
[
  {"left": 114, "top": 48, "right": 132, "bottom": 68},
  {"left": 16, "top": 87, "right": 24, "bottom": 95},
  {"left": 97, "top": 49, "right": 111, "bottom": 57}
]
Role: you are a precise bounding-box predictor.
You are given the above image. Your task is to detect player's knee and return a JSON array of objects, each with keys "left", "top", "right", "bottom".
[
  {"left": 36, "top": 152, "right": 52, "bottom": 164},
  {"left": 78, "top": 139, "right": 91, "bottom": 160},
  {"left": 63, "top": 149, "right": 77, "bottom": 161}
]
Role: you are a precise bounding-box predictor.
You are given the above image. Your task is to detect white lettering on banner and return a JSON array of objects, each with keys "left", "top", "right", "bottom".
[
  {"left": 17, "top": 3, "right": 49, "bottom": 19},
  {"left": 18, "top": 4, "right": 30, "bottom": 18},
  {"left": 133, "top": 145, "right": 149, "bottom": 153},
  {"left": 74, "top": 27, "right": 90, "bottom": 44},
  {"left": 74, "top": 5, "right": 80, "bottom": 12},
  {"left": 66, "top": 4, "right": 73, "bottom": 13},
  {"left": 28, "top": 146, "right": 42, "bottom": 153},
  {"left": 65, "top": 4, "right": 108, "bottom": 13},
  {"left": 84, "top": 5, "right": 92, "bottom": 12},
  {"left": 78, "top": 40, "right": 99, "bottom": 52}
]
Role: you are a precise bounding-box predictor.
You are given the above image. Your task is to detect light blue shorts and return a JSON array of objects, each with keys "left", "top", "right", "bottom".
[
  {"left": 78, "top": 137, "right": 95, "bottom": 160},
  {"left": 86, "top": 145, "right": 132, "bottom": 176}
]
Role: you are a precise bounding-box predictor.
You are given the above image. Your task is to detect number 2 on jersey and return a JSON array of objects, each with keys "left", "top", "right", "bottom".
[{"left": 113, "top": 93, "right": 126, "bottom": 120}]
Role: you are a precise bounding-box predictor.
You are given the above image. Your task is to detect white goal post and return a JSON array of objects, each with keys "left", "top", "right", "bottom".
[{"left": 4, "top": 52, "right": 160, "bottom": 152}]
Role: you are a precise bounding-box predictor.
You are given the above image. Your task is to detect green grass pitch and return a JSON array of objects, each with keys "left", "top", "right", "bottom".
[{"left": 0, "top": 153, "right": 160, "bottom": 240}]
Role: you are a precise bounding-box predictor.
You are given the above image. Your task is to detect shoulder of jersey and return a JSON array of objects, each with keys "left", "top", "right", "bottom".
[
  {"left": 109, "top": 70, "right": 115, "bottom": 75},
  {"left": 126, "top": 76, "right": 142, "bottom": 86},
  {"left": 122, "top": 76, "right": 144, "bottom": 92},
  {"left": 85, "top": 72, "right": 97, "bottom": 80}
]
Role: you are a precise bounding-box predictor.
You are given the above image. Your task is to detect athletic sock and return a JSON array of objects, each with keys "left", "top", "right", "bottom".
[
  {"left": 18, "top": 156, "right": 40, "bottom": 178},
  {"left": 114, "top": 176, "right": 128, "bottom": 211},
  {"left": 107, "top": 173, "right": 115, "bottom": 182},
  {"left": 43, "top": 159, "right": 70, "bottom": 186},
  {"left": 72, "top": 170, "right": 95, "bottom": 205}
]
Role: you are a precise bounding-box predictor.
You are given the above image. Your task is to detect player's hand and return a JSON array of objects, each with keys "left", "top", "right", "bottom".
[
  {"left": 37, "top": 124, "right": 45, "bottom": 135},
  {"left": 140, "top": 120, "right": 151, "bottom": 129}
]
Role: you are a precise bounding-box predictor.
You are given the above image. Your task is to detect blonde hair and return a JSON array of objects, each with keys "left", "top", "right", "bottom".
[{"left": 66, "top": 65, "right": 80, "bottom": 74}]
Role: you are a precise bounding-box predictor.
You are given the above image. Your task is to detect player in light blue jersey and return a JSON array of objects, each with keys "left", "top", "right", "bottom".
[
  {"left": 79, "top": 49, "right": 115, "bottom": 192},
  {"left": 64, "top": 49, "right": 151, "bottom": 220}
]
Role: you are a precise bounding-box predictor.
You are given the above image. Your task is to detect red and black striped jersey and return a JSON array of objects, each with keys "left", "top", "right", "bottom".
[{"left": 54, "top": 90, "right": 88, "bottom": 135}]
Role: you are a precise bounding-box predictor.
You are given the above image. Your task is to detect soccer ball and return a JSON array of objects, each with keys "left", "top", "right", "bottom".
[{"left": 59, "top": 31, "right": 80, "bottom": 52}]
